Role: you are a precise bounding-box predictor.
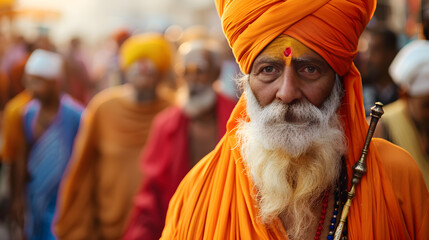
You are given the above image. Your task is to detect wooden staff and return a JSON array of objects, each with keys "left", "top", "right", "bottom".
[{"left": 333, "top": 102, "right": 384, "bottom": 240}]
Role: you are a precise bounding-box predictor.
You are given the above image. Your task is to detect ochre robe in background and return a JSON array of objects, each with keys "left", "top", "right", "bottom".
[
  {"left": 1, "top": 90, "right": 32, "bottom": 163},
  {"left": 0, "top": 90, "right": 32, "bottom": 235},
  {"left": 54, "top": 85, "right": 169, "bottom": 240},
  {"left": 123, "top": 93, "right": 236, "bottom": 240}
]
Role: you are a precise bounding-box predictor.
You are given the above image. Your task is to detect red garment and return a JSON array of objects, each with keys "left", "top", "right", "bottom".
[{"left": 122, "top": 93, "right": 236, "bottom": 240}]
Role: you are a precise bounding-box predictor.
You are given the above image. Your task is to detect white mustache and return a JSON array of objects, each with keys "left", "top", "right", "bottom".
[{"left": 263, "top": 100, "right": 323, "bottom": 126}]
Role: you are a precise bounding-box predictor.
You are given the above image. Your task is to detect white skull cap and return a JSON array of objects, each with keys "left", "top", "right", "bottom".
[
  {"left": 389, "top": 40, "right": 429, "bottom": 97},
  {"left": 25, "top": 49, "right": 63, "bottom": 81}
]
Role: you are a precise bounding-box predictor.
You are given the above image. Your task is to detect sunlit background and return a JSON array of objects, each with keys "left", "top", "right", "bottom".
[
  {"left": 0, "top": 0, "right": 426, "bottom": 52},
  {"left": 0, "top": 0, "right": 223, "bottom": 46}
]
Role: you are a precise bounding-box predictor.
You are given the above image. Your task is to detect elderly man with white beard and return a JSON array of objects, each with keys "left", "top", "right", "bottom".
[
  {"left": 238, "top": 36, "right": 347, "bottom": 237},
  {"left": 159, "top": 0, "right": 429, "bottom": 240},
  {"left": 122, "top": 39, "right": 236, "bottom": 240}
]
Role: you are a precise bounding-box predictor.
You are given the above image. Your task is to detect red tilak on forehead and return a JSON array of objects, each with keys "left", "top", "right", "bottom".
[{"left": 283, "top": 47, "right": 292, "bottom": 57}]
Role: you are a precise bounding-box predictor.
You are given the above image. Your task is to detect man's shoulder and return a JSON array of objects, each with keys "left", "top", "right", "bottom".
[
  {"left": 155, "top": 106, "right": 185, "bottom": 121},
  {"left": 87, "top": 85, "right": 124, "bottom": 109},
  {"left": 164, "top": 149, "right": 220, "bottom": 215},
  {"left": 373, "top": 138, "right": 423, "bottom": 181},
  {"left": 4, "top": 91, "right": 32, "bottom": 113},
  {"left": 166, "top": 135, "right": 236, "bottom": 204},
  {"left": 151, "top": 106, "right": 187, "bottom": 131},
  {"left": 23, "top": 99, "right": 40, "bottom": 116},
  {"left": 161, "top": 134, "right": 254, "bottom": 238},
  {"left": 61, "top": 95, "right": 84, "bottom": 116},
  {"left": 372, "top": 139, "right": 429, "bottom": 239}
]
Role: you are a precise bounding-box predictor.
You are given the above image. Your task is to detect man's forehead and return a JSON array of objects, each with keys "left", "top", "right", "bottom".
[
  {"left": 183, "top": 49, "right": 210, "bottom": 69},
  {"left": 260, "top": 35, "right": 327, "bottom": 63},
  {"left": 128, "top": 58, "right": 158, "bottom": 73}
]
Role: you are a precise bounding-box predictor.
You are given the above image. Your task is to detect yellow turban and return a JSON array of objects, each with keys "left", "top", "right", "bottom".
[{"left": 119, "top": 33, "right": 171, "bottom": 73}]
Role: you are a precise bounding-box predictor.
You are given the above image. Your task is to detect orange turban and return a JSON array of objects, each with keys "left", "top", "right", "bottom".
[
  {"left": 119, "top": 33, "right": 171, "bottom": 73},
  {"left": 216, "top": 0, "right": 375, "bottom": 75},
  {"left": 213, "top": 0, "right": 417, "bottom": 239}
]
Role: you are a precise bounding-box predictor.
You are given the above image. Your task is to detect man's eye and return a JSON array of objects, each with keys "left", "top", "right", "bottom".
[
  {"left": 304, "top": 66, "right": 317, "bottom": 73},
  {"left": 298, "top": 65, "right": 322, "bottom": 80},
  {"left": 262, "top": 66, "right": 276, "bottom": 74},
  {"left": 254, "top": 64, "right": 281, "bottom": 82}
]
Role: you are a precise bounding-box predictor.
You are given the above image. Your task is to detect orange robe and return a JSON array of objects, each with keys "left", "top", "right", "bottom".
[
  {"left": 54, "top": 85, "right": 169, "bottom": 240},
  {"left": 162, "top": 96, "right": 429, "bottom": 240},
  {"left": 1, "top": 90, "right": 32, "bottom": 228},
  {"left": 162, "top": 0, "right": 429, "bottom": 239},
  {"left": 1, "top": 90, "right": 32, "bottom": 163}
]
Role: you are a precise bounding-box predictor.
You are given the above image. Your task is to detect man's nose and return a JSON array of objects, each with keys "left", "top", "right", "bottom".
[{"left": 276, "top": 66, "right": 302, "bottom": 104}]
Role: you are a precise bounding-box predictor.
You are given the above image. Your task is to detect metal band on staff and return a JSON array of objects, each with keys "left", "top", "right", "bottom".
[{"left": 333, "top": 102, "right": 384, "bottom": 240}]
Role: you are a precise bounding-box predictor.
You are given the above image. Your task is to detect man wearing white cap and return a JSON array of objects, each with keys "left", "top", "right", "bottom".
[
  {"left": 10, "top": 49, "right": 83, "bottom": 240},
  {"left": 375, "top": 40, "right": 429, "bottom": 190}
]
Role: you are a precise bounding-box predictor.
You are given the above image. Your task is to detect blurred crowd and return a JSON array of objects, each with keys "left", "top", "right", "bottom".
[{"left": 0, "top": 1, "right": 427, "bottom": 239}]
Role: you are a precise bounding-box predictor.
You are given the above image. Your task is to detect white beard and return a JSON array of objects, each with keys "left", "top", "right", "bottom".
[
  {"left": 182, "top": 84, "right": 217, "bottom": 118},
  {"left": 236, "top": 76, "right": 347, "bottom": 240}
]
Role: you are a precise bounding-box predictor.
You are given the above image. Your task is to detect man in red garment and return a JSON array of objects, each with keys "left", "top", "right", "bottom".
[{"left": 123, "top": 39, "right": 237, "bottom": 240}]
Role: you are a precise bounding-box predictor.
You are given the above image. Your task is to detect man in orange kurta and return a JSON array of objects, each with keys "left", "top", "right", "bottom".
[
  {"left": 161, "top": 1, "right": 429, "bottom": 239},
  {"left": 1, "top": 90, "right": 32, "bottom": 235},
  {"left": 54, "top": 33, "right": 171, "bottom": 240},
  {"left": 1, "top": 90, "right": 32, "bottom": 162}
]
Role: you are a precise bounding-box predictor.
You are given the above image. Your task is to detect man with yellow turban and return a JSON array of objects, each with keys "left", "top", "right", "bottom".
[
  {"left": 123, "top": 39, "right": 236, "bottom": 240},
  {"left": 54, "top": 33, "right": 171, "bottom": 240},
  {"left": 161, "top": 1, "right": 429, "bottom": 239}
]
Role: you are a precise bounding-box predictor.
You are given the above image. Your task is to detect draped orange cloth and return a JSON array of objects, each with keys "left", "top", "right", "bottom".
[
  {"left": 162, "top": 0, "right": 429, "bottom": 239},
  {"left": 55, "top": 33, "right": 172, "bottom": 239},
  {"left": 162, "top": 98, "right": 429, "bottom": 239},
  {"left": 54, "top": 85, "right": 169, "bottom": 239},
  {"left": 1, "top": 90, "right": 32, "bottom": 162}
]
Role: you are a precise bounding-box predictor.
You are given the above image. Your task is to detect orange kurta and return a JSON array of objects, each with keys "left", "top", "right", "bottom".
[
  {"left": 162, "top": 0, "right": 429, "bottom": 239},
  {"left": 54, "top": 85, "right": 169, "bottom": 240}
]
